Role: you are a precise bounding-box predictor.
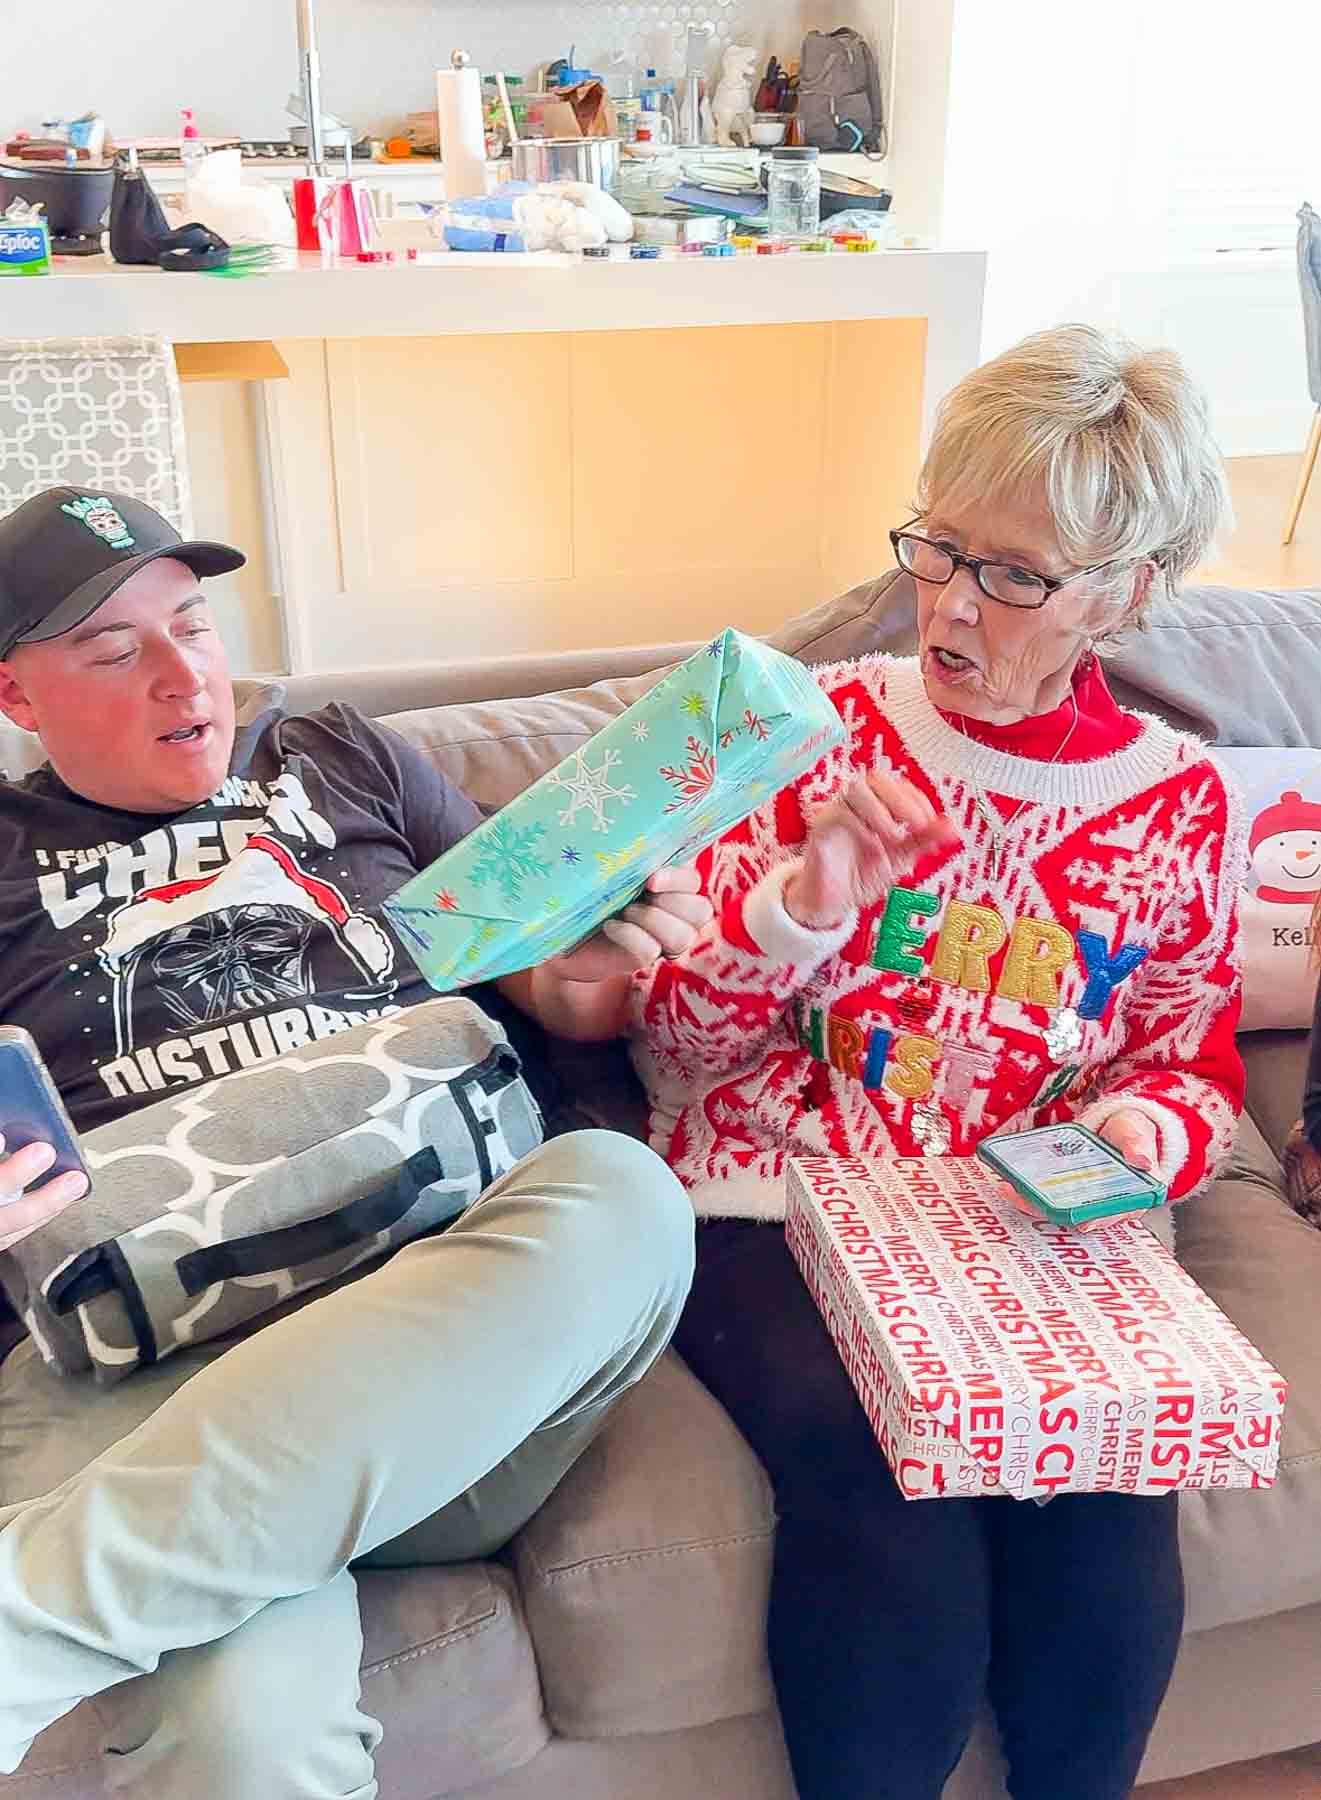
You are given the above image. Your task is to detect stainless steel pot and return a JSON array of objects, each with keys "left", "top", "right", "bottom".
[{"left": 510, "top": 137, "right": 621, "bottom": 191}]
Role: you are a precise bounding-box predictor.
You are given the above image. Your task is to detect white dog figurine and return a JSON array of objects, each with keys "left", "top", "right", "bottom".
[{"left": 712, "top": 44, "right": 757, "bottom": 147}]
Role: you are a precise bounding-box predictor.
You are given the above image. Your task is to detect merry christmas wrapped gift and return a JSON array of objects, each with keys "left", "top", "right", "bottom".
[
  {"left": 787, "top": 1155, "right": 1287, "bottom": 1502},
  {"left": 384, "top": 629, "right": 846, "bottom": 991}
]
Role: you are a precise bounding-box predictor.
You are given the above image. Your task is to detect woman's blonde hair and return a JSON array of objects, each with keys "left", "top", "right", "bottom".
[{"left": 916, "top": 324, "right": 1231, "bottom": 617}]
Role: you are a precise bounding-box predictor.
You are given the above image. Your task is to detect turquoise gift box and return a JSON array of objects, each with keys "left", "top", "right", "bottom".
[{"left": 384, "top": 629, "right": 846, "bottom": 991}]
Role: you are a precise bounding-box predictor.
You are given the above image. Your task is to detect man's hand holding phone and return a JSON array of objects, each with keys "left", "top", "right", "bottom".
[{"left": 0, "top": 1136, "right": 88, "bottom": 1252}]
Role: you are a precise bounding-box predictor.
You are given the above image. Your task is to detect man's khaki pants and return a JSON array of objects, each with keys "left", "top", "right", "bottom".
[{"left": 0, "top": 1131, "right": 695, "bottom": 1799}]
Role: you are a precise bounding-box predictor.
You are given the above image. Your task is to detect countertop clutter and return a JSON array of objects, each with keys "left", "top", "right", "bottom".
[{"left": 1, "top": 18, "right": 902, "bottom": 283}]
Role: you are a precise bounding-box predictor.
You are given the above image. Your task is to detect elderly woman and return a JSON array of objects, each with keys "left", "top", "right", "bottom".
[{"left": 628, "top": 325, "right": 1244, "bottom": 1800}]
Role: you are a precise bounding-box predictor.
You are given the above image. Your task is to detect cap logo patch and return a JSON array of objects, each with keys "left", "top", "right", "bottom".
[{"left": 60, "top": 496, "right": 135, "bottom": 550}]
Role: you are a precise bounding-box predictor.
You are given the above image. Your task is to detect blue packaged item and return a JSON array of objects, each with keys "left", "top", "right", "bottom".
[
  {"left": 703, "top": 241, "right": 735, "bottom": 257},
  {"left": 384, "top": 629, "right": 846, "bottom": 991},
  {"left": 630, "top": 243, "right": 660, "bottom": 259},
  {"left": 0, "top": 203, "right": 51, "bottom": 277},
  {"left": 443, "top": 184, "right": 534, "bottom": 253}
]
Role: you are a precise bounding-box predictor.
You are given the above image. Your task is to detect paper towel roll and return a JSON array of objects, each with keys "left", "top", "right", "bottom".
[{"left": 436, "top": 66, "right": 487, "bottom": 203}]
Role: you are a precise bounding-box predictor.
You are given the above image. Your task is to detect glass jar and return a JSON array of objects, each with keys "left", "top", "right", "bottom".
[{"left": 767, "top": 145, "right": 821, "bottom": 240}]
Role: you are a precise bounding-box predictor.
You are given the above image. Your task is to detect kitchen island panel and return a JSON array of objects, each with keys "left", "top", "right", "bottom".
[
  {"left": 180, "top": 317, "right": 928, "bottom": 670},
  {"left": 818, "top": 315, "right": 928, "bottom": 601},
  {"left": 570, "top": 322, "right": 831, "bottom": 579},
  {"left": 325, "top": 332, "right": 575, "bottom": 592},
  {"left": 284, "top": 318, "right": 924, "bottom": 669}
]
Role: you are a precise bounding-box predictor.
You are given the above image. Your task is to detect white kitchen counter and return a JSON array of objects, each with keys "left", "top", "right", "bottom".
[{"left": 14, "top": 244, "right": 984, "bottom": 442}]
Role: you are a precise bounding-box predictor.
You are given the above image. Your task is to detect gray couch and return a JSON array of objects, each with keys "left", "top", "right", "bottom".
[{"left": 5, "top": 571, "right": 1320, "bottom": 1798}]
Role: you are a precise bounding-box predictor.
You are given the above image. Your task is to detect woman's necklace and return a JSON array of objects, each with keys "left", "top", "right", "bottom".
[{"left": 954, "top": 695, "right": 1080, "bottom": 880}]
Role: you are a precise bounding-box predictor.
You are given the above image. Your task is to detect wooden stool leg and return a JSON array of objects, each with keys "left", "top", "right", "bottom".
[{"left": 1283, "top": 406, "right": 1321, "bottom": 545}]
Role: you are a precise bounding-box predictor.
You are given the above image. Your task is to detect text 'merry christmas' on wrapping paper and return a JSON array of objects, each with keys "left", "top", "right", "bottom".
[
  {"left": 786, "top": 1156, "right": 1286, "bottom": 1502},
  {"left": 384, "top": 630, "right": 846, "bottom": 991}
]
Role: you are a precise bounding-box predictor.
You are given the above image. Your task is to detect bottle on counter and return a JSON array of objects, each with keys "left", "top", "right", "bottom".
[
  {"left": 639, "top": 69, "right": 673, "bottom": 112},
  {"left": 606, "top": 48, "right": 639, "bottom": 100},
  {"left": 608, "top": 52, "right": 642, "bottom": 143},
  {"left": 179, "top": 108, "right": 204, "bottom": 178}
]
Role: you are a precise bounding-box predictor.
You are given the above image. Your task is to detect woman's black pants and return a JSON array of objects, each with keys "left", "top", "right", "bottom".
[{"left": 675, "top": 1220, "right": 1185, "bottom": 1800}]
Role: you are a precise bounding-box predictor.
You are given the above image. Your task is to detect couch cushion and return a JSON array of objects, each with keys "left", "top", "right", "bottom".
[
  {"left": 512, "top": 1352, "right": 778, "bottom": 1741},
  {"left": 0, "top": 1702, "right": 106, "bottom": 1795},
  {"left": 1115, "top": 585, "right": 1321, "bottom": 748},
  {"left": 1174, "top": 1115, "right": 1321, "bottom": 1633},
  {"left": 446, "top": 1710, "right": 797, "bottom": 1800},
  {"left": 382, "top": 666, "right": 673, "bottom": 814},
  {"left": 358, "top": 1562, "right": 548, "bottom": 1797},
  {"left": 279, "top": 643, "right": 696, "bottom": 719},
  {"left": 1241, "top": 1031, "right": 1308, "bottom": 1163},
  {"left": 764, "top": 567, "right": 916, "bottom": 664}
]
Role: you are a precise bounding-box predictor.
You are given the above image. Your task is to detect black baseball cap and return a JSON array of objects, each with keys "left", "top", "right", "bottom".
[{"left": 0, "top": 487, "right": 246, "bottom": 659}]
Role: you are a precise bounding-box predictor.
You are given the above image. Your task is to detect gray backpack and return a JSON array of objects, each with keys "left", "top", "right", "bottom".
[
  {"left": 1, "top": 997, "right": 544, "bottom": 1384},
  {"left": 798, "top": 29, "right": 886, "bottom": 155}
]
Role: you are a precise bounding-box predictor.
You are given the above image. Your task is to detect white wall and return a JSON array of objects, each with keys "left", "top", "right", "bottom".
[
  {"left": 932, "top": 0, "right": 1318, "bottom": 457},
  {"left": 876, "top": 0, "right": 954, "bottom": 242},
  {"left": 4, "top": 0, "right": 883, "bottom": 143}
]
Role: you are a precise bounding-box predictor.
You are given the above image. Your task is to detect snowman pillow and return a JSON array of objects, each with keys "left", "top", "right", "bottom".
[{"left": 1214, "top": 749, "right": 1321, "bottom": 1033}]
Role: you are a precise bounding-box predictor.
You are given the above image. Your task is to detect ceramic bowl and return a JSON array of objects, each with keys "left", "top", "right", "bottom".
[{"left": 750, "top": 114, "right": 789, "bottom": 148}]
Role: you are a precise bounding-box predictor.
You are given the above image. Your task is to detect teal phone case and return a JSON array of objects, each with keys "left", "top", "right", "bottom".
[{"left": 976, "top": 1124, "right": 1166, "bottom": 1227}]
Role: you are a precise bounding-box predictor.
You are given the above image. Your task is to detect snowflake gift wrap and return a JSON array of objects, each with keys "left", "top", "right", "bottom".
[{"left": 383, "top": 629, "right": 847, "bottom": 991}]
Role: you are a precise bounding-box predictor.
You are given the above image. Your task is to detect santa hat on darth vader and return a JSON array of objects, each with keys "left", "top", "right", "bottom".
[{"left": 97, "top": 836, "right": 393, "bottom": 1055}]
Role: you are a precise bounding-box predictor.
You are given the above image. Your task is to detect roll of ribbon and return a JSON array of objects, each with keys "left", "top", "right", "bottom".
[{"left": 436, "top": 62, "right": 487, "bottom": 203}]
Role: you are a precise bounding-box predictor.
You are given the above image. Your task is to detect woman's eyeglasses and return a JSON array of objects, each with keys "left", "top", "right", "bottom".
[{"left": 889, "top": 525, "right": 1109, "bottom": 612}]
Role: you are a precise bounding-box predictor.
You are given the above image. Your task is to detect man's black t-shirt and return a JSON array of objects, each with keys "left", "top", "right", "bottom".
[{"left": 0, "top": 700, "right": 555, "bottom": 1135}]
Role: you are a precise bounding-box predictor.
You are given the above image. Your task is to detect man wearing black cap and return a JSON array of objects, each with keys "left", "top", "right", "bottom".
[{"left": 0, "top": 487, "right": 706, "bottom": 1792}]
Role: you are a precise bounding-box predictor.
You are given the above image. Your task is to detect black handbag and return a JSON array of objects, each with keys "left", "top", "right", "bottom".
[{"left": 108, "top": 155, "right": 172, "bottom": 265}]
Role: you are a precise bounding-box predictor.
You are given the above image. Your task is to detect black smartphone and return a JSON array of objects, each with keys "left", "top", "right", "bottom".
[{"left": 0, "top": 1026, "right": 90, "bottom": 1198}]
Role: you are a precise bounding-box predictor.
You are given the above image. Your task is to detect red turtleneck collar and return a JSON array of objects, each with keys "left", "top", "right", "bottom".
[{"left": 936, "top": 654, "right": 1141, "bottom": 762}]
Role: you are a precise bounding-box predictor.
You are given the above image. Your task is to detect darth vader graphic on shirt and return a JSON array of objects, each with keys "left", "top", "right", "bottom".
[
  {"left": 33, "top": 766, "right": 402, "bottom": 1110},
  {"left": 97, "top": 832, "right": 394, "bottom": 1055}
]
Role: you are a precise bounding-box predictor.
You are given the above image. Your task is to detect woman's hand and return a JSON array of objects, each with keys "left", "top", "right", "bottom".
[
  {"left": 785, "top": 774, "right": 960, "bottom": 930},
  {"left": 999, "top": 1108, "right": 1162, "bottom": 1234},
  {"left": 0, "top": 1136, "right": 89, "bottom": 1253},
  {"left": 498, "top": 866, "right": 714, "bottom": 1044},
  {"left": 546, "top": 866, "right": 714, "bottom": 983},
  {"left": 1095, "top": 1108, "right": 1160, "bottom": 1176}
]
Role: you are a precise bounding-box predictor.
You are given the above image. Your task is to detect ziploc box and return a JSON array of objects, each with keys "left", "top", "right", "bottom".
[
  {"left": 786, "top": 1155, "right": 1287, "bottom": 1501},
  {"left": 384, "top": 628, "right": 846, "bottom": 991},
  {"left": 0, "top": 216, "right": 51, "bottom": 276}
]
